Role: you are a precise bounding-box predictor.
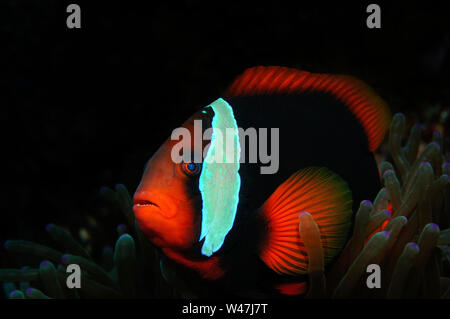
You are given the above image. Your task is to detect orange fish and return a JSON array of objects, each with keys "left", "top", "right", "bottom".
[{"left": 133, "top": 66, "right": 391, "bottom": 296}]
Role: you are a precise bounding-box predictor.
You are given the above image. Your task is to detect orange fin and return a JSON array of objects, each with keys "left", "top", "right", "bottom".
[
  {"left": 258, "top": 167, "right": 353, "bottom": 276},
  {"left": 225, "top": 66, "right": 391, "bottom": 151},
  {"left": 274, "top": 282, "right": 308, "bottom": 296}
]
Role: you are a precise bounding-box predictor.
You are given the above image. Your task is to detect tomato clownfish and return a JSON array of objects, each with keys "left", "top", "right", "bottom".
[{"left": 133, "top": 66, "right": 391, "bottom": 296}]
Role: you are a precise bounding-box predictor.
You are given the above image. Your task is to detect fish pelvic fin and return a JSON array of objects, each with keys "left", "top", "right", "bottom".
[
  {"left": 224, "top": 66, "right": 391, "bottom": 151},
  {"left": 257, "top": 167, "right": 353, "bottom": 276}
]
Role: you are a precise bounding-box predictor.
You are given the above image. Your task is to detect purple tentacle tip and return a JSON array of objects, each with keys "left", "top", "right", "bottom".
[
  {"left": 431, "top": 142, "right": 441, "bottom": 149},
  {"left": 45, "top": 223, "right": 53, "bottom": 232},
  {"left": 299, "top": 211, "right": 308, "bottom": 216},
  {"left": 3, "top": 241, "right": 9, "bottom": 250},
  {"left": 414, "top": 123, "right": 422, "bottom": 129},
  {"left": 61, "top": 255, "right": 69, "bottom": 264},
  {"left": 428, "top": 223, "right": 440, "bottom": 231},
  {"left": 382, "top": 231, "right": 390, "bottom": 238},
  {"left": 362, "top": 200, "right": 373, "bottom": 206},
  {"left": 444, "top": 160, "right": 450, "bottom": 167},
  {"left": 26, "top": 288, "right": 34, "bottom": 295},
  {"left": 407, "top": 242, "right": 419, "bottom": 250},
  {"left": 40, "top": 260, "right": 50, "bottom": 267}
]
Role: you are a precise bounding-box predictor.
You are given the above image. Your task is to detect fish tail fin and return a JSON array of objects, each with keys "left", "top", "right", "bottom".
[
  {"left": 225, "top": 66, "right": 392, "bottom": 151},
  {"left": 257, "top": 167, "right": 353, "bottom": 276}
]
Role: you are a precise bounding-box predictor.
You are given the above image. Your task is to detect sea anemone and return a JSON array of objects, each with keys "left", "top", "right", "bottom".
[
  {"left": 318, "top": 113, "right": 449, "bottom": 298},
  {"left": 1, "top": 184, "right": 177, "bottom": 299},
  {"left": 1, "top": 113, "right": 449, "bottom": 299}
]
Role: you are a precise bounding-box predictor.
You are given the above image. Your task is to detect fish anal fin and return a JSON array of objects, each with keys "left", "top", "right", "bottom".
[
  {"left": 274, "top": 282, "right": 308, "bottom": 296},
  {"left": 258, "top": 167, "right": 353, "bottom": 276}
]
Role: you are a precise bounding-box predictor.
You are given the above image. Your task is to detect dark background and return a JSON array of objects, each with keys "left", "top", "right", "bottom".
[{"left": 1, "top": 1, "right": 449, "bottom": 265}]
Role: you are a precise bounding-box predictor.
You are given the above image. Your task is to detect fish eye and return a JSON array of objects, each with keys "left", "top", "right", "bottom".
[{"left": 181, "top": 162, "right": 202, "bottom": 176}]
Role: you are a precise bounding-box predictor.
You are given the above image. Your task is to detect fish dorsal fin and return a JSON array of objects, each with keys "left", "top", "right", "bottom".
[
  {"left": 225, "top": 66, "right": 391, "bottom": 151},
  {"left": 258, "top": 167, "right": 353, "bottom": 276}
]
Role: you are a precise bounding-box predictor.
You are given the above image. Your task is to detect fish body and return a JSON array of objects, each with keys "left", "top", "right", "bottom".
[{"left": 133, "top": 66, "right": 391, "bottom": 296}]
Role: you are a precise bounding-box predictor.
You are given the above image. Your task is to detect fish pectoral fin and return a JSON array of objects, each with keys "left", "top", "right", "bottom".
[{"left": 257, "top": 167, "right": 353, "bottom": 276}]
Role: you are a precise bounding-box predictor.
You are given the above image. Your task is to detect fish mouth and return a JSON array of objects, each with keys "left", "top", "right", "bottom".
[
  {"left": 133, "top": 191, "right": 166, "bottom": 217},
  {"left": 133, "top": 189, "right": 161, "bottom": 210},
  {"left": 133, "top": 190, "right": 177, "bottom": 218},
  {"left": 133, "top": 199, "right": 160, "bottom": 208}
]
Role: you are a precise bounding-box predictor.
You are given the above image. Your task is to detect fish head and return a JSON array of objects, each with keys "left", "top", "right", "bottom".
[{"left": 133, "top": 108, "right": 213, "bottom": 252}]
